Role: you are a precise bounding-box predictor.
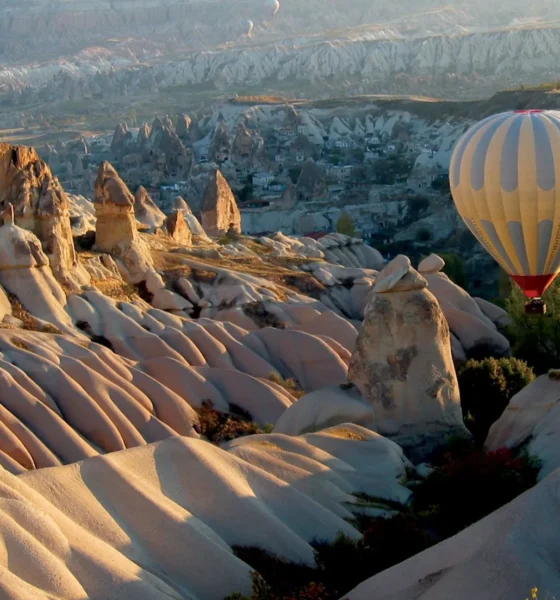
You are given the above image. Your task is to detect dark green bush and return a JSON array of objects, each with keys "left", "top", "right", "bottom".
[
  {"left": 415, "top": 227, "right": 432, "bottom": 242},
  {"left": 413, "top": 448, "right": 541, "bottom": 538},
  {"left": 458, "top": 357, "right": 535, "bottom": 443},
  {"left": 336, "top": 212, "right": 356, "bottom": 238},
  {"left": 437, "top": 252, "right": 467, "bottom": 289},
  {"left": 228, "top": 521, "right": 434, "bottom": 600}
]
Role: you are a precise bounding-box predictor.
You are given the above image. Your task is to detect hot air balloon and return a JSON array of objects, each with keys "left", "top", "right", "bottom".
[
  {"left": 449, "top": 109, "right": 560, "bottom": 314},
  {"left": 264, "top": 0, "right": 280, "bottom": 18},
  {"left": 243, "top": 18, "right": 254, "bottom": 36}
]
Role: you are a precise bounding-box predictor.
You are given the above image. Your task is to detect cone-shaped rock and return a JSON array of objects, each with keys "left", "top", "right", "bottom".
[
  {"left": 165, "top": 210, "right": 192, "bottom": 246},
  {"left": 201, "top": 169, "right": 241, "bottom": 237},
  {"left": 348, "top": 255, "right": 468, "bottom": 461},
  {"left": 93, "top": 161, "right": 137, "bottom": 252},
  {"left": 134, "top": 186, "right": 166, "bottom": 229},
  {"left": 0, "top": 143, "right": 87, "bottom": 286}
]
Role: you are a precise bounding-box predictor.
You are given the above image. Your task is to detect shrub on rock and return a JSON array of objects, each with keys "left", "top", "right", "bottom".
[
  {"left": 413, "top": 447, "right": 540, "bottom": 537},
  {"left": 458, "top": 357, "right": 535, "bottom": 442}
]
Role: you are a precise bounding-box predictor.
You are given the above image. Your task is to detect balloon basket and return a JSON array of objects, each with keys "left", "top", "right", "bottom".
[{"left": 525, "top": 298, "right": 547, "bottom": 315}]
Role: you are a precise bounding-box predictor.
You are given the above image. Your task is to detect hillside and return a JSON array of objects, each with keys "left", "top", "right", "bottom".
[
  {"left": 3, "top": 0, "right": 560, "bottom": 120},
  {"left": 0, "top": 139, "right": 557, "bottom": 598}
]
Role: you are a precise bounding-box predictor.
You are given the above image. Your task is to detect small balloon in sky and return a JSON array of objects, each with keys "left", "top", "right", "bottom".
[
  {"left": 264, "top": 0, "right": 280, "bottom": 17},
  {"left": 243, "top": 19, "right": 254, "bottom": 35}
]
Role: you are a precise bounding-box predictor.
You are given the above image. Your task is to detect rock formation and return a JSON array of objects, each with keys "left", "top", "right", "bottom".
[
  {"left": 276, "top": 182, "right": 298, "bottom": 210},
  {"left": 110, "top": 122, "right": 136, "bottom": 157},
  {"left": 348, "top": 255, "right": 468, "bottom": 460},
  {"left": 419, "top": 253, "right": 511, "bottom": 358},
  {"left": 136, "top": 122, "right": 152, "bottom": 153},
  {"left": 0, "top": 423, "right": 412, "bottom": 599},
  {"left": 150, "top": 116, "right": 164, "bottom": 141},
  {"left": 231, "top": 122, "right": 256, "bottom": 162},
  {"left": 486, "top": 371, "right": 560, "bottom": 479},
  {"left": 165, "top": 210, "right": 192, "bottom": 246},
  {"left": 93, "top": 161, "right": 138, "bottom": 253},
  {"left": 209, "top": 119, "right": 231, "bottom": 162},
  {"left": 162, "top": 114, "right": 175, "bottom": 132},
  {"left": 151, "top": 126, "right": 193, "bottom": 174},
  {"left": 134, "top": 186, "right": 166, "bottom": 230},
  {"left": 174, "top": 196, "right": 192, "bottom": 213},
  {"left": 93, "top": 162, "right": 158, "bottom": 285},
  {"left": 175, "top": 113, "right": 192, "bottom": 139},
  {"left": 0, "top": 209, "right": 76, "bottom": 334},
  {"left": 347, "top": 463, "right": 560, "bottom": 600},
  {"left": 201, "top": 169, "right": 242, "bottom": 237},
  {"left": 0, "top": 143, "right": 88, "bottom": 287}
]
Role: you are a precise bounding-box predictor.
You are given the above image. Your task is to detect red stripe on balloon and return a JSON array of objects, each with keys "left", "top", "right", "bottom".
[{"left": 511, "top": 274, "right": 557, "bottom": 298}]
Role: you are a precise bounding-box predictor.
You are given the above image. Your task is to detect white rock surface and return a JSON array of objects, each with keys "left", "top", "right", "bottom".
[
  {"left": 274, "top": 384, "right": 375, "bottom": 436},
  {"left": 486, "top": 372, "right": 560, "bottom": 479},
  {"left": 347, "top": 465, "right": 560, "bottom": 600},
  {"left": 349, "top": 256, "right": 468, "bottom": 460}
]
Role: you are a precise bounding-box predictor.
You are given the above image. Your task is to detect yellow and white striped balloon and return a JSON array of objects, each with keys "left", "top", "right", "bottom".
[{"left": 449, "top": 109, "right": 560, "bottom": 298}]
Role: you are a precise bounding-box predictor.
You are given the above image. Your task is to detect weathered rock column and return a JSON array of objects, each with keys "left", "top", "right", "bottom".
[
  {"left": 200, "top": 169, "right": 241, "bottom": 237},
  {"left": 93, "top": 161, "right": 138, "bottom": 253},
  {"left": 348, "top": 255, "right": 469, "bottom": 461}
]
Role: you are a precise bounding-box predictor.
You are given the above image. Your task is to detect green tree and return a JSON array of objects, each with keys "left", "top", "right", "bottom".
[
  {"left": 458, "top": 357, "right": 535, "bottom": 443},
  {"left": 237, "top": 174, "right": 254, "bottom": 203},
  {"left": 416, "top": 227, "right": 432, "bottom": 242},
  {"left": 437, "top": 252, "right": 467, "bottom": 289},
  {"left": 352, "top": 148, "right": 365, "bottom": 162},
  {"left": 406, "top": 196, "right": 430, "bottom": 221},
  {"left": 288, "top": 167, "right": 302, "bottom": 184},
  {"left": 336, "top": 212, "right": 356, "bottom": 238}
]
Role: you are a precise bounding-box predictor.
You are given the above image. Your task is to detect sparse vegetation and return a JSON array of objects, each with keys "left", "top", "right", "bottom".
[
  {"left": 243, "top": 302, "right": 287, "bottom": 329},
  {"left": 40, "top": 323, "right": 63, "bottom": 335},
  {"left": 10, "top": 337, "right": 32, "bottom": 351},
  {"left": 218, "top": 229, "right": 241, "bottom": 246},
  {"left": 90, "top": 278, "right": 140, "bottom": 303},
  {"left": 413, "top": 446, "right": 541, "bottom": 538},
  {"left": 196, "top": 400, "right": 273, "bottom": 444},
  {"left": 190, "top": 268, "right": 219, "bottom": 284},
  {"left": 458, "top": 357, "right": 535, "bottom": 443},
  {"left": 336, "top": 212, "right": 356, "bottom": 238},
  {"left": 267, "top": 373, "right": 305, "bottom": 400},
  {"left": 284, "top": 274, "right": 326, "bottom": 296},
  {"left": 7, "top": 294, "right": 47, "bottom": 332},
  {"left": 415, "top": 227, "right": 433, "bottom": 243},
  {"left": 226, "top": 442, "right": 540, "bottom": 600},
  {"left": 405, "top": 196, "right": 430, "bottom": 221},
  {"left": 436, "top": 252, "right": 467, "bottom": 289}
]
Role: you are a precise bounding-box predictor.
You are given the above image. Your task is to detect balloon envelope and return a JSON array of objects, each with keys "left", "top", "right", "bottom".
[
  {"left": 264, "top": 0, "right": 280, "bottom": 16},
  {"left": 449, "top": 109, "right": 560, "bottom": 298}
]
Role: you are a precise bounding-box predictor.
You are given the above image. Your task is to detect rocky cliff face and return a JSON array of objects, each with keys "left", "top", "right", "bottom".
[
  {"left": 2, "top": 1, "right": 560, "bottom": 101},
  {"left": 0, "top": 144, "right": 88, "bottom": 287},
  {"left": 93, "top": 161, "right": 138, "bottom": 253},
  {"left": 3, "top": 24, "right": 560, "bottom": 101}
]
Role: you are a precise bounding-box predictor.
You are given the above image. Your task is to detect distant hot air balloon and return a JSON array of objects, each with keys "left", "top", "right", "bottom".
[
  {"left": 243, "top": 18, "right": 254, "bottom": 35},
  {"left": 264, "top": 0, "right": 280, "bottom": 17},
  {"left": 449, "top": 109, "right": 560, "bottom": 313}
]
